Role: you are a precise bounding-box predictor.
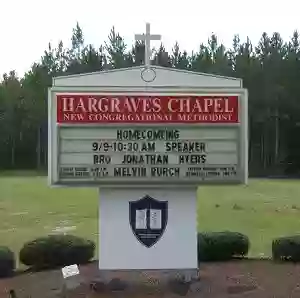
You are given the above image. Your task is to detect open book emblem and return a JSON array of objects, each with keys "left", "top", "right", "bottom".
[{"left": 129, "top": 195, "right": 168, "bottom": 248}]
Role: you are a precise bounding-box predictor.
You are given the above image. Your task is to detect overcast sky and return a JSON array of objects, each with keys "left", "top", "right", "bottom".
[{"left": 0, "top": 0, "right": 299, "bottom": 77}]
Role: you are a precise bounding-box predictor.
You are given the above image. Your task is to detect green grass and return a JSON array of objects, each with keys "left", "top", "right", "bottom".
[
  {"left": 198, "top": 179, "right": 300, "bottom": 257},
  {"left": 1, "top": 171, "right": 300, "bottom": 267},
  {"left": 0, "top": 172, "right": 97, "bottom": 267}
]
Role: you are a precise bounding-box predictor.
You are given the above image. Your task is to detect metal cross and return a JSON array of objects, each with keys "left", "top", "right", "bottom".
[{"left": 135, "top": 23, "right": 161, "bottom": 68}]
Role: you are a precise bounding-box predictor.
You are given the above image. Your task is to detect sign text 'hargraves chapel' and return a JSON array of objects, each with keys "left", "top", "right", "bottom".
[{"left": 57, "top": 95, "right": 238, "bottom": 123}]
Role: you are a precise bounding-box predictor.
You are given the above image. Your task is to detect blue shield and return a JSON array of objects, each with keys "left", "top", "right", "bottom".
[{"left": 129, "top": 195, "right": 168, "bottom": 248}]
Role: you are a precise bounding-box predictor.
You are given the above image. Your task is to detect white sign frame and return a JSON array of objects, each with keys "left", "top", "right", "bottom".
[{"left": 48, "top": 86, "right": 248, "bottom": 188}]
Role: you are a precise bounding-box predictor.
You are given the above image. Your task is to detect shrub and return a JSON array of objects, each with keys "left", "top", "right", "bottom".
[
  {"left": 19, "top": 235, "right": 95, "bottom": 270},
  {"left": 0, "top": 247, "right": 15, "bottom": 278},
  {"left": 272, "top": 235, "right": 300, "bottom": 262},
  {"left": 197, "top": 231, "right": 250, "bottom": 262}
]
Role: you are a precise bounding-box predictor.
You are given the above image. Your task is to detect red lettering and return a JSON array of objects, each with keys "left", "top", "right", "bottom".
[
  {"left": 224, "top": 98, "right": 234, "bottom": 113},
  {"left": 62, "top": 97, "right": 74, "bottom": 112},
  {"left": 203, "top": 98, "right": 213, "bottom": 112},
  {"left": 152, "top": 97, "right": 162, "bottom": 112},
  {"left": 181, "top": 99, "right": 191, "bottom": 113},
  {"left": 167, "top": 98, "right": 178, "bottom": 112},
  {"left": 192, "top": 99, "right": 202, "bottom": 113},
  {"left": 214, "top": 98, "right": 223, "bottom": 113},
  {"left": 88, "top": 97, "right": 98, "bottom": 112},
  {"left": 56, "top": 95, "right": 239, "bottom": 123}
]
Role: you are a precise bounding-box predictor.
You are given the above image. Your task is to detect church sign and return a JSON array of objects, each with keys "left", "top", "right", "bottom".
[{"left": 49, "top": 90, "right": 247, "bottom": 187}]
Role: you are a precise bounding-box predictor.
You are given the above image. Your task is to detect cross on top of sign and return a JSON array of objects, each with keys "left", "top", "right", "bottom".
[{"left": 135, "top": 23, "right": 161, "bottom": 68}]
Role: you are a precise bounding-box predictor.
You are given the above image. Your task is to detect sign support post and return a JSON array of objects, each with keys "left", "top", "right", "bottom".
[{"left": 48, "top": 23, "right": 248, "bottom": 286}]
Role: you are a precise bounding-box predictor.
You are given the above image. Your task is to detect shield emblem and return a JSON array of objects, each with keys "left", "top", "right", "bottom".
[{"left": 129, "top": 195, "right": 168, "bottom": 248}]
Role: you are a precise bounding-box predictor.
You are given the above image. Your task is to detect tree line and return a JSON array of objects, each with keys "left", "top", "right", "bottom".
[{"left": 1, "top": 23, "right": 300, "bottom": 176}]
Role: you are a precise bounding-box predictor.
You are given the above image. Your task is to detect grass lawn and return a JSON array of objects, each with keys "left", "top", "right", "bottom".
[{"left": 1, "top": 172, "right": 300, "bottom": 267}]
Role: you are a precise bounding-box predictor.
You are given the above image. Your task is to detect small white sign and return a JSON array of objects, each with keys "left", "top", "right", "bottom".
[{"left": 61, "top": 264, "right": 80, "bottom": 279}]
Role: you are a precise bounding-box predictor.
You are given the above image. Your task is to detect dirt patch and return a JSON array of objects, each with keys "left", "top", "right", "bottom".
[{"left": 0, "top": 260, "right": 299, "bottom": 298}]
